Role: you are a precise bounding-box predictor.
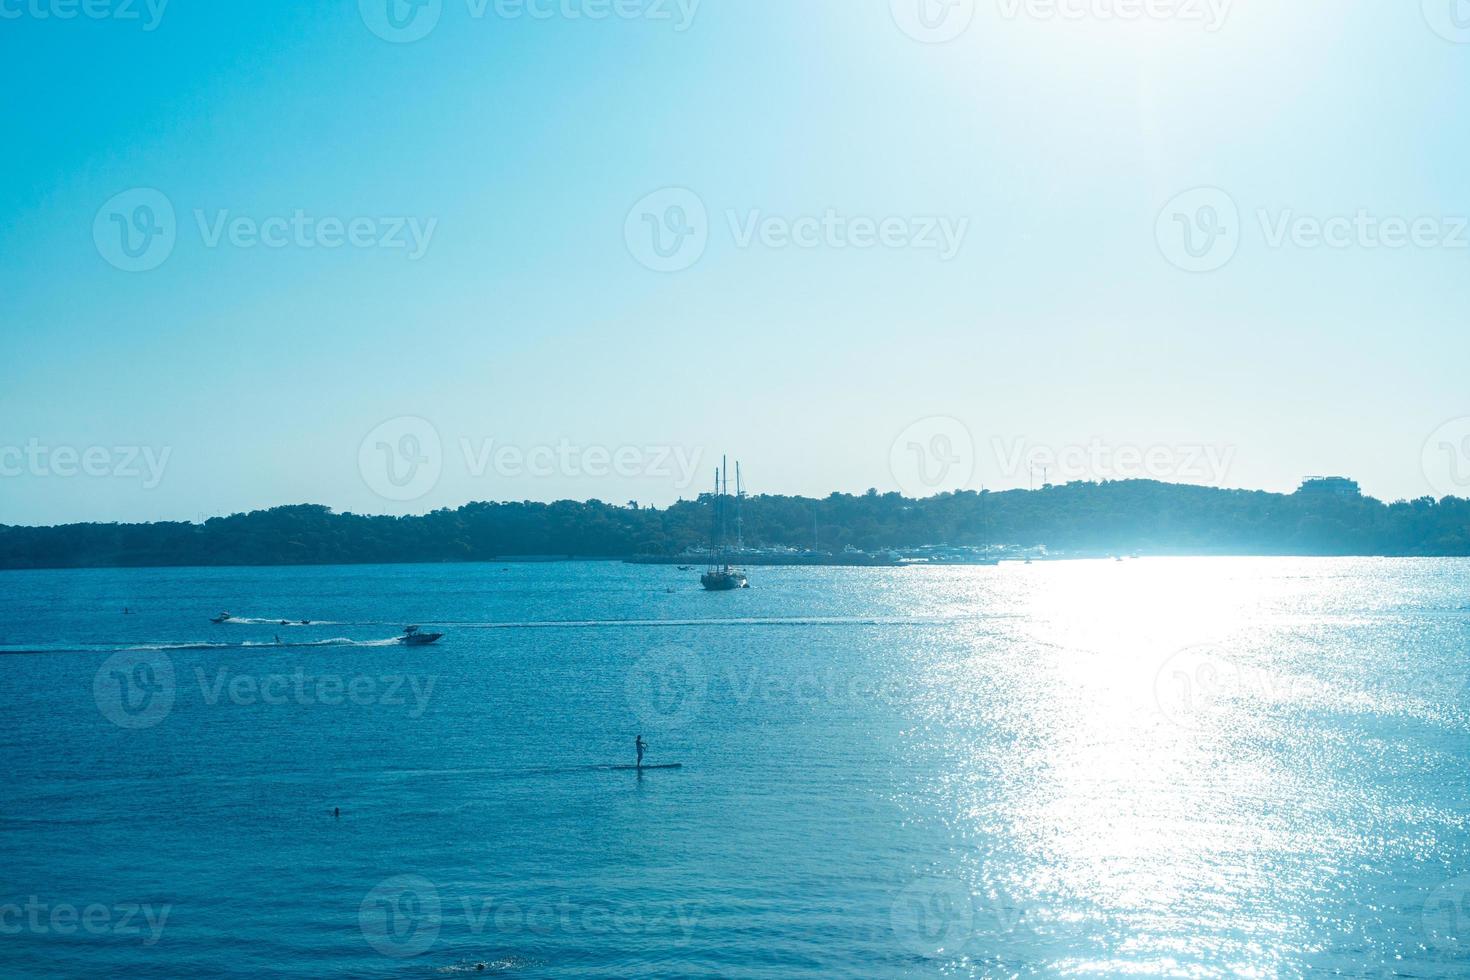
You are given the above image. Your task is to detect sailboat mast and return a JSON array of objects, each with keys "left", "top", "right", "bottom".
[
  {"left": 712, "top": 466, "right": 722, "bottom": 557},
  {"left": 735, "top": 462, "right": 744, "bottom": 552}
]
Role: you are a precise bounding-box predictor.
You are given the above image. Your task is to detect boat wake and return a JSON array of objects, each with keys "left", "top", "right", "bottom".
[
  {"left": 436, "top": 958, "right": 540, "bottom": 975},
  {"left": 338, "top": 762, "right": 687, "bottom": 782},
  {"left": 0, "top": 637, "right": 408, "bottom": 656},
  {"left": 129, "top": 637, "right": 404, "bottom": 652},
  {"left": 0, "top": 615, "right": 952, "bottom": 657},
  {"left": 433, "top": 615, "right": 959, "bottom": 630},
  {"left": 214, "top": 617, "right": 341, "bottom": 626}
]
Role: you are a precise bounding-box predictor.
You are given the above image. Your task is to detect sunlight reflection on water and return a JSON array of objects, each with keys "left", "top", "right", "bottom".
[{"left": 892, "top": 558, "right": 1470, "bottom": 976}]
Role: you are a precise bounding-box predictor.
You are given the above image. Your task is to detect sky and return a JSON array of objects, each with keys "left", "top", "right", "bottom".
[{"left": 2, "top": 0, "right": 1469, "bottom": 526}]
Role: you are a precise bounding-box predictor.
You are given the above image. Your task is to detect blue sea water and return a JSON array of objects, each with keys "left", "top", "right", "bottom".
[{"left": 3, "top": 558, "right": 1470, "bottom": 977}]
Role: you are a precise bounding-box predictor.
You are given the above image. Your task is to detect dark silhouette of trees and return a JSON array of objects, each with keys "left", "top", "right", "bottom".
[{"left": 1, "top": 481, "right": 1468, "bottom": 569}]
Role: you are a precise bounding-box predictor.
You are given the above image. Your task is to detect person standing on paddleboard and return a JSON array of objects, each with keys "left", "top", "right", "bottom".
[{"left": 636, "top": 735, "right": 647, "bottom": 768}]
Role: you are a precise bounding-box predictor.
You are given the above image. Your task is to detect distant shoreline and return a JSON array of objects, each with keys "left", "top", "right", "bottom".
[
  {"left": 0, "top": 554, "right": 1466, "bottom": 575},
  {"left": 3, "top": 481, "right": 1468, "bottom": 569}
]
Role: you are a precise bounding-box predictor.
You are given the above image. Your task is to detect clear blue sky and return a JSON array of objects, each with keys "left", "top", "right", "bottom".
[{"left": 2, "top": 0, "right": 1468, "bottom": 525}]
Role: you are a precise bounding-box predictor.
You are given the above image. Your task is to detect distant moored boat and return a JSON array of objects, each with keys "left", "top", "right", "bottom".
[
  {"left": 701, "top": 567, "right": 748, "bottom": 591},
  {"left": 702, "top": 457, "right": 750, "bottom": 591}
]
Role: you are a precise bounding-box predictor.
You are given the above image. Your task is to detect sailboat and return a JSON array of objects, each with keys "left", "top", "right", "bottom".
[{"left": 701, "top": 457, "right": 750, "bottom": 591}]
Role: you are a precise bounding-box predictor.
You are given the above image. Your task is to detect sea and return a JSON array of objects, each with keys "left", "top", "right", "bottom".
[{"left": 2, "top": 557, "right": 1470, "bottom": 978}]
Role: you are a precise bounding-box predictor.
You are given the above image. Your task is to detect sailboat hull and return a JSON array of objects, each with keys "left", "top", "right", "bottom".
[{"left": 701, "top": 570, "right": 748, "bottom": 591}]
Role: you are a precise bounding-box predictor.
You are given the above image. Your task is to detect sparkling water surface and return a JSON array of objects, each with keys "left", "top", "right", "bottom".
[{"left": 2, "top": 558, "right": 1470, "bottom": 977}]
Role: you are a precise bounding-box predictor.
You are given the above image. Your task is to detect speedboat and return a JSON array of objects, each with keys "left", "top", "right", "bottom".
[
  {"left": 399, "top": 625, "right": 444, "bottom": 646},
  {"left": 211, "top": 612, "right": 233, "bottom": 624}
]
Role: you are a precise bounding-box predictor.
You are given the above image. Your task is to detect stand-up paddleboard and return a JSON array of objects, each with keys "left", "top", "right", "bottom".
[{"left": 611, "top": 764, "right": 683, "bottom": 771}]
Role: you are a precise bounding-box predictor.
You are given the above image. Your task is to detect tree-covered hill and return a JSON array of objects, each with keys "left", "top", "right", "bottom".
[{"left": 1, "top": 481, "right": 1468, "bottom": 569}]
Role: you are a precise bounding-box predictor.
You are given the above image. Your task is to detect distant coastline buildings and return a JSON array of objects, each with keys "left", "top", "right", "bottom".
[{"left": 1296, "top": 476, "right": 1362, "bottom": 498}]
